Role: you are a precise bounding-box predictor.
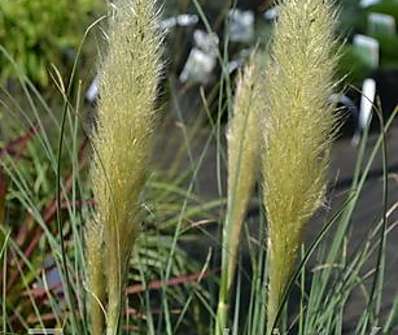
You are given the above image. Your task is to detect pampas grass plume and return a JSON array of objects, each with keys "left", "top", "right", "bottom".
[
  {"left": 89, "top": 0, "right": 163, "bottom": 334},
  {"left": 215, "top": 54, "right": 263, "bottom": 334},
  {"left": 226, "top": 55, "right": 262, "bottom": 290},
  {"left": 262, "top": 0, "right": 339, "bottom": 331}
]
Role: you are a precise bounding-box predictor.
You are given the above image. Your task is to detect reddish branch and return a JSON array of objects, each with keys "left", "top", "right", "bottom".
[
  {"left": 4, "top": 134, "right": 89, "bottom": 291},
  {"left": 0, "top": 126, "right": 38, "bottom": 159},
  {"left": 126, "top": 269, "right": 212, "bottom": 294},
  {"left": 24, "top": 269, "right": 213, "bottom": 325}
]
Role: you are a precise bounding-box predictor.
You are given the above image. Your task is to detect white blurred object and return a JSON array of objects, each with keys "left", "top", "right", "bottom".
[
  {"left": 160, "top": 14, "right": 199, "bottom": 30},
  {"left": 179, "top": 49, "right": 217, "bottom": 84},
  {"left": 359, "top": 78, "right": 376, "bottom": 130},
  {"left": 360, "top": 0, "right": 382, "bottom": 8},
  {"left": 352, "top": 78, "right": 377, "bottom": 145},
  {"left": 368, "top": 13, "right": 396, "bottom": 35},
  {"left": 193, "top": 30, "right": 219, "bottom": 56},
  {"left": 180, "top": 30, "right": 219, "bottom": 84},
  {"left": 228, "top": 9, "right": 255, "bottom": 43},
  {"left": 86, "top": 76, "right": 98, "bottom": 103},
  {"left": 264, "top": 6, "right": 279, "bottom": 21},
  {"left": 353, "top": 34, "right": 380, "bottom": 69}
]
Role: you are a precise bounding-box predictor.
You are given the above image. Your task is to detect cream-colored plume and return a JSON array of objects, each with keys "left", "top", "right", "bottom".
[
  {"left": 89, "top": 0, "right": 163, "bottom": 334},
  {"left": 215, "top": 54, "right": 263, "bottom": 335},
  {"left": 225, "top": 55, "right": 262, "bottom": 291},
  {"left": 262, "top": 0, "right": 339, "bottom": 331}
]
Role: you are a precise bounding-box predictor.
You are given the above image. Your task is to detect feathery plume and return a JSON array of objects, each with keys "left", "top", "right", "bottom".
[
  {"left": 215, "top": 54, "right": 263, "bottom": 334},
  {"left": 262, "top": 0, "right": 339, "bottom": 331},
  {"left": 226, "top": 56, "right": 262, "bottom": 291},
  {"left": 90, "top": 0, "right": 163, "bottom": 334}
]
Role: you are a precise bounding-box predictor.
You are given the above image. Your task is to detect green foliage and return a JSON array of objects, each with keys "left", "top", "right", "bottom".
[
  {"left": 339, "top": 45, "right": 373, "bottom": 83},
  {"left": 0, "top": 0, "right": 101, "bottom": 86},
  {"left": 338, "top": 0, "right": 398, "bottom": 83},
  {"left": 370, "top": 33, "right": 398, "bottom": 68},
  {"left": 367, "top": 0, "right": 398, "bottom": 21}
]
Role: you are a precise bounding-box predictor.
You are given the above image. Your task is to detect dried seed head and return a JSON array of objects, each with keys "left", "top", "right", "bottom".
[
  {"left": 262, "top": 0, "right": 339, "bottom": 330},
  {"left": 89, "top": 0, "right": 163, "bottom": 333},
  {"left": 225, "top": 53, "right": 263, "bottom": 291}
]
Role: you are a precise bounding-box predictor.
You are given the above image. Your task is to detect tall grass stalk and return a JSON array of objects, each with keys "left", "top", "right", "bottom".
[
  {"left": 215, "top": 56, "right": 262, "bottom": 334},
  {"left": 88, "top": 0, "right": 163, "bottom": 334},
  {"left": 261, "top": 0, "right": 339, "bottom": 332},
  {"left": 86, "top": 222, "right": 105, "bottom": 335}
]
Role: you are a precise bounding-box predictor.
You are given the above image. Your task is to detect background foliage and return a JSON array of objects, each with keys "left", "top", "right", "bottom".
[{"left": 0, "top": 0, "right": 102, "bottom": 87}]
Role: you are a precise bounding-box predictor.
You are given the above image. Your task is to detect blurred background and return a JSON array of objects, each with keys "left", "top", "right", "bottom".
[{"left": 1, "top": 0, "right": 398, "bottom": 116}]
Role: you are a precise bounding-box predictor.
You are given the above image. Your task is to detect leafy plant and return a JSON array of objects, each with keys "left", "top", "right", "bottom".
[{"left": 0, "top": 0, "right": 102, "bottom": 86}]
